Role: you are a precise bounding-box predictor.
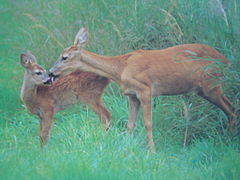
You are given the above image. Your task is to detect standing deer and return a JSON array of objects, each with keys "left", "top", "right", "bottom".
[
  {"left": 49, "top": 28, "right": 236, "bottom": 151},
  {"left": 20, "top": 51, "right": 110, "bottom": 147}
]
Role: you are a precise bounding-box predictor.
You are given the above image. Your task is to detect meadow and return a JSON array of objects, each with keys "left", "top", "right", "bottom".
[{"left": 0, "top": 0, "right": 240, "bottom": 179}]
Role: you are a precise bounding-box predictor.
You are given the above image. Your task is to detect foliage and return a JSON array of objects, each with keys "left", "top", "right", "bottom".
[{"left": 0, "top": 0, "right": 239, "bottom": 179}]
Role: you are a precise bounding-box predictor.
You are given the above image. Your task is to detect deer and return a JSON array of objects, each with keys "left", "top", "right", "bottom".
[
  {"left": 20, "top": 51, "right": 110, "bottom": 147},
  {"left": 49, "top": 28, "right": 237, "bottom": 151}
]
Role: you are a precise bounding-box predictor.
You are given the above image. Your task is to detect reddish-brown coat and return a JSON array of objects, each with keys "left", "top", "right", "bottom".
[
  {"left": 50, "top": 28, "right": 236, "bottom": 151},
  {"left": 21, "top": 52, "right": 110, "bottom": 147}
]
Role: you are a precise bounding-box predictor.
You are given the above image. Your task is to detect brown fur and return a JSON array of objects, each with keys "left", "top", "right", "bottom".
[
  {"left": 50, "top": 28, "right": 236, "bottom": 151},
  {"left": 21, "top": 52, "right": 110, "bottom": 147}
]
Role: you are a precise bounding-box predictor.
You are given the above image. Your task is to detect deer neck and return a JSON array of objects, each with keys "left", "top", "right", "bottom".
[
  {"left": 20, "top": 72, "right": 38, "bottom": 103},
  {"left": 80, "top": 50, "right": 127, "bottom": 84}
]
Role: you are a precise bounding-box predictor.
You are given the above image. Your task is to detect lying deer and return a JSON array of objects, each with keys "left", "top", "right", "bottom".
[
  {"left": 49, "top": 28, "right": 236, "bottom": 151},
  {"left": 20, "top": 51, "right": 110, "bottom": 147}
]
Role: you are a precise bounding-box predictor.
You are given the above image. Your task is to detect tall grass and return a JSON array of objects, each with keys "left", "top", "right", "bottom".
[{"left": 0, "top": 0, "right": 240, "bottom": 179}]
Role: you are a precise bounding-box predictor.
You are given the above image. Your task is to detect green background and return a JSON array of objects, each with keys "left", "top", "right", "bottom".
[{"left": 0, "top": 0, "right": 239, "bottom": 179}]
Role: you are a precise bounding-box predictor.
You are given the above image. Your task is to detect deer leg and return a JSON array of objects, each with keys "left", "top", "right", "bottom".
[
  {"left": 138, "top": 89, "right": 155, "bottom": 152},
  {"left": 127, "top": 95, "right": 140, "bottom": 132},
  {"left": 88, "top": 100, "right": 111, "bottom": 130},
  {"left": 221, "top": 95, "right": 237, "bottom": 131},
  {"left": 198, "top": 85, "right": 236, "bottom": 132},
  {"left": 39, "top": 112, "right": 54, "bottom": 148}
]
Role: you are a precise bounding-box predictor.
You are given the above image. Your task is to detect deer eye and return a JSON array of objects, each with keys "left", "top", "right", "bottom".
[
  {"left": 62, "top": 56, "right": 68, "bottom": 61},
  {"left": 35, "top": 72, "right": 42, "bottom": 75}
]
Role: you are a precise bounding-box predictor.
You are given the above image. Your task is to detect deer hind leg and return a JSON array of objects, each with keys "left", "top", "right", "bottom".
[
  {"left": 88, "top": 99, "right": 111, "bottom": 130},
  {"left": 39, "top": 111, "right": 54, "bottom": 148},
  {"left": 127, "top": 95, "right": 140, "bottom": 132},
  {"left": 198, "top": 85, "right": 236, "bottom": 132}
]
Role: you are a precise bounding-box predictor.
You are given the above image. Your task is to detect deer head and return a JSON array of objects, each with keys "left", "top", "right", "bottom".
[
  {"left": 49, "top": 28, "right": 89, "bottom": 77},
  {"left": 21, "top": 51, "right": 51, "bottom": 85}
]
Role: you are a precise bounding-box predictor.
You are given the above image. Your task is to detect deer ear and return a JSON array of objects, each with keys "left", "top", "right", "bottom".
[
  {"left": 20, "top": 51, "right": 37, "bottom": 68},
  {"left": 74, "top": 28, "right": 89, "bottom": 48}
]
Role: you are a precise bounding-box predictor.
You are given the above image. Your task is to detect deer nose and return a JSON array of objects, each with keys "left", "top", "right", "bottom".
[
  {"left": 43, "top": 74, "right": 52, "bottom": 85},
  {"left": 48, "top": 72, "right": 59, "bottom": 82},
  {"left": 48, "top": 72, "right": 54, "bottom": 77},
  {"left": 43, "top": 78, "right": 52, "bottom": 85}
]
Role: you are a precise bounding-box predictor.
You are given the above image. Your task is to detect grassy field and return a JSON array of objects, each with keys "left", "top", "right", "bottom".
[{"left": 1, "top": 0, "right": 240, "bottom": 179}]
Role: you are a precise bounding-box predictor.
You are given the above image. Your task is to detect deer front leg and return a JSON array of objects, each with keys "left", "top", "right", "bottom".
[
  {"left": 39, "top": 112, "right": 54, "bottom": 148},
  {"left": 87, "top": 100, "right": 111, "bottom": 130},
  {"left": 127, "top": 95, "right": 140, "bottom": 132},
  {"left": 139, "top": 89, "right": 155, "bottom": 152}
]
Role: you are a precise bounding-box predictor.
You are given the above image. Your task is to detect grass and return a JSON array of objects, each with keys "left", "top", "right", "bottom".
[{"left": 1, "top": 0, "right": 240, "bottom": 179}]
